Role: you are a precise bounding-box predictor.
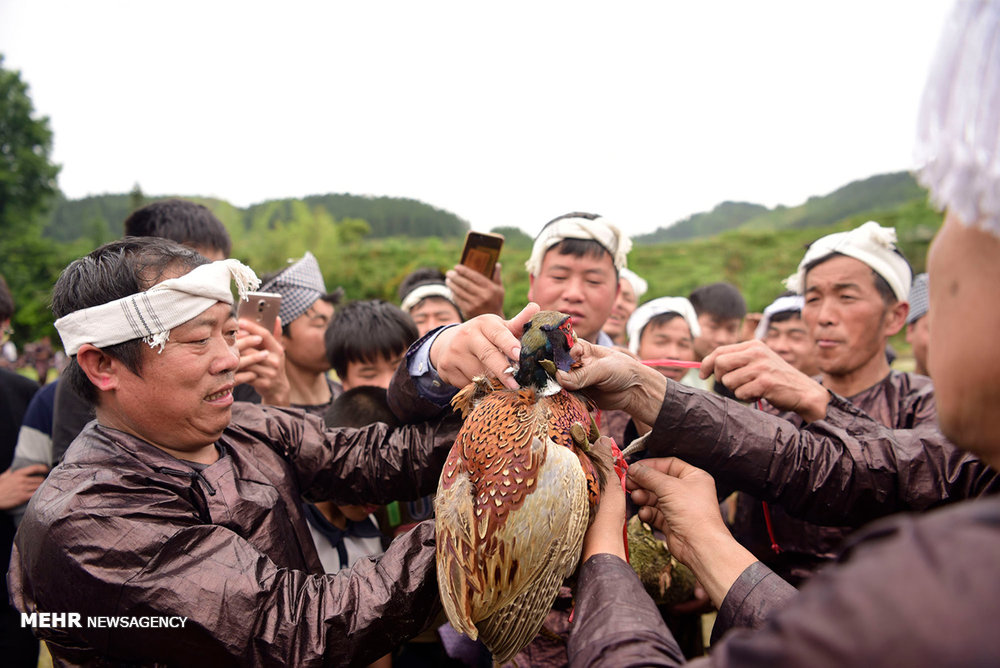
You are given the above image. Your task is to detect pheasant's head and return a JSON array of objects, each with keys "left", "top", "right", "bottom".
[{"left": 514, "top": 310, "right": 577, "bottom": 393}]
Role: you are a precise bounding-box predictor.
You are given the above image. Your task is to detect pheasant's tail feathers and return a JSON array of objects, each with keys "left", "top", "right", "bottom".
[{"left": 476, "top": 565, "right": 570, "bottom": 664}]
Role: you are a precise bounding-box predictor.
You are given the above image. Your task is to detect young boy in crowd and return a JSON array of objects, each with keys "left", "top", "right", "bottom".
[
  {"left": 325, "top": 299, "right": 419, "bottom": 392},
  {"left": 687, "top": 281, "right": 747, "bottom": 397},
  {"left": 324, "top": 299, "right": 427, "bottom": 535}
]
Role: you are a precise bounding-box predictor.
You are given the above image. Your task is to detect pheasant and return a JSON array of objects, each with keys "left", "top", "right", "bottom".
[{"left": 434, "top": 310, "right": 608, "bottom": 664}]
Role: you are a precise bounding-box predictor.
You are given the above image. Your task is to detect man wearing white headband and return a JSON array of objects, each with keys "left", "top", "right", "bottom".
[
  {"left": 561, "top": 3, "right": 1000, "bottom": 663},
  {"left": 525, "top": 212, "right": 629, "bottom": 345},
  {"left": 755, "top": 293, "right": 819, "bottom": 377},
  {"left": 7, "top": 236, "right": 501, "bottom": 665},
  {"left": 532, "top": 214, "right": 985, "bottom": 592},
  {"left": 603, "top": 267, "right": 648, "bottom": 347},
  {"left": 679, "top": 220, "right": 921, "bottom": 585},
  {"left": 625, "top": 297, "right": 700, "bottom": 384},
  {"left": 398, "top": 267, "right": 463, "bottom": 337}
]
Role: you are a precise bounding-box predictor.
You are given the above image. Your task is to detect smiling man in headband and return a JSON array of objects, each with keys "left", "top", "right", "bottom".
[
  {"left": 7, "top": 236, "right": 535, "bottom": 666},
  {"left": 525, "top": 211, "right": 629, "bottom": 346}
]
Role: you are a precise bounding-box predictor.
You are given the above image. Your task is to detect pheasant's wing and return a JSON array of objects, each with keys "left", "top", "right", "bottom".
[
  {"left": 436, "top": 389, "right": 537, "bottom": 637},
  {"left": 435, "top": 448, "right": 480, "bottom": 637},
  {"left": 475, "top": 436, "right": 590, "bottom": 663}
]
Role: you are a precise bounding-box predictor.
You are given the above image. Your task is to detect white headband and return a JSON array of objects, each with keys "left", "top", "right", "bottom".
[
  {"left": 619, "top": 267, "right": 649, "bottom": 300},
  {"left": 784, "top": 221, "right": 912, "bottom": 303},
  {"left": 525, "top": 216, "right": 631, "bottom": 276},
  {"left": 400, "top": 283, "right": 460, "bottom": 315},
  {"left": 626, "top": 297, "right": 701, "bottom": 355},
  {"left": 754, "top": 295, "right": 804, "bottom": 340},
  {"left": 55, "top": 259, "right": 260, "bottom": 355},
  {"left": 916, "top": 0, "right": 1000, "bottom": 239}
]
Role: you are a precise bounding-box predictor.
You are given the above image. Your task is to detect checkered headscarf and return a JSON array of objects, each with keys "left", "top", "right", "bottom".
[
  {"left": 908, "top": 273, "right": 929, "bottom": 324},
  {"left": 260, "top": 252, "right": 329, "bottom": 325}
]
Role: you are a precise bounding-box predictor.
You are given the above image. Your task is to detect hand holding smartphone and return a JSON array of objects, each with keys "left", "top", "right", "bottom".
[
  {"left": 237, "top": 292, "right": 282, "bottom": 333},
  {"left": 460, "top": 231, "right": 504, "bottom": 278}
]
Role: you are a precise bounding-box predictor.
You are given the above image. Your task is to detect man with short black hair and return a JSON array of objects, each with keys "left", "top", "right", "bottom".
[
  {"left": 325, "top": 299, "right": 419, "bottom": 391},
  {"left": 52, "top": 198, "right": 288, "bottom": 461},
  {"left": 688, "top": 282, "right": 747, "bottom": 361},
  {"left": 123, "top": 198, "right": 232, "bottom": 260},
  {"left": 8, "top": 236, "right": 525, "bottom": 666}
]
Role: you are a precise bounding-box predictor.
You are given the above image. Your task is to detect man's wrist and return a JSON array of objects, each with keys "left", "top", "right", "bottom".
[
  {"left": 625, "top": 366, "right": 668, "bottom": 425},
  {"left": 797, "top": 383, "right": 831, "bottom": 423},
  {"left": 686, "top": 531, "right": 759, "bottom": 609}
]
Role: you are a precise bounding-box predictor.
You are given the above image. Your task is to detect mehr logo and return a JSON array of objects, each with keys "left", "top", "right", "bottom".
[
  {"left": 21, "top": 612, "right": 82, "bottom": 628},
  {"left": 21, "top": 612, "right": 189, "bottom": 629}
]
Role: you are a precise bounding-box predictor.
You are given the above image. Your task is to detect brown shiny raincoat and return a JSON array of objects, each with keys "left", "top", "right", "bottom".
[
  {"left": 566, "top": 379, "right": 1000, "bottom": 666},
  {"left": 8, "top": 399, "right": 460, "bottom": 667},
  {"left": 646, "top": 372, "right": 998, "bottom": 528}
]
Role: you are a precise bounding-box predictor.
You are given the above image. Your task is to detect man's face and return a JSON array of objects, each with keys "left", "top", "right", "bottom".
[
  {"left": 602, "top": 277, "right": 638, "bottom": 342},
  {"left": 693, "top": 313, "right": 741, "bottom": 360},
  {"left": 927, "top": 212, "right": 1000, "bottom": 458},
  {"left": 905, "top": 315, "right": 930, "bottom": 377},
  {"left": 527, "top": 249, "right": 618, "bottom": 343},
  {"left": 637, "top": 317, "right": 696, "bottom": 383},
  {"left": 282, "top": 299, "right": 334, "bottom": 374},
  {"left": 110, "top": 302, "right": 240, "bottom": 453},
  {"left": 409, "top": 297, "right": 462, "bottom": 337},
  {"left": 341, "top": 352, "right": 403, "bottom": 391},
  {"left": 764, "top": 315, "right": 819, "bottom": 376},
  {"left": 802, "top": 255, "right": 901, "bottom": 378}
]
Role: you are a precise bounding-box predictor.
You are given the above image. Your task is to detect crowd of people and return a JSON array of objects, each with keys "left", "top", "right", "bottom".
[{"left": 1, "top": 2, "right": 998, "bottom": 666}]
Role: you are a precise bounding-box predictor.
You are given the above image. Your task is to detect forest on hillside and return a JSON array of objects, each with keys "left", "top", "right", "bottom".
[{"left": 8, "top": 179, "right": 942, "bottom": 349}]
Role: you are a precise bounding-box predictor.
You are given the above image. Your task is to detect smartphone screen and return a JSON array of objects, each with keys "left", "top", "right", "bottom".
[{"left": 460, "top": 232, "right": 504, "bottom": 278}]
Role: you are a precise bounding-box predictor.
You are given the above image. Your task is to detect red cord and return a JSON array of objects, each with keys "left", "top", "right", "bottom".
[
  {"left": 761, "top": 501, "right": 782, "bottom": 554},
  {"left": 754, "top": 399, "right": 782, "bottom": 554}
]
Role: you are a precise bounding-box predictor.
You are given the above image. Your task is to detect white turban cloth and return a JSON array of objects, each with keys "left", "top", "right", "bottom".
[
  {"left": 400, "top": 283, "right": 460, "bottom": 314},
  {"left": 55, "top": 259, "right": 260, "bottom": 355},
  {"left": 619, "top": 267, "right": 649, "bottom": 301},
  {"left": 525, "top": 215, "right": 632, "bottom": 276},
  {"left": 916, "top": 0, "right": 1000, "bottom": 239},
  {"left": 754, "top": 295, "right": 805, "bottom": 340},
  {"left": 784, "top": 221, "right": 912, "bottom": 303},
  {"left": 626, "top": 297, "right": 701, "bottom": 355}
]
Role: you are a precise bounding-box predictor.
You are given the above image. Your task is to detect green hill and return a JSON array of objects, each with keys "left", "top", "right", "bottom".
[
  {"left": 636, "top": 201, "right": 768, "bottom": 243},
  {"left": 40, "top": 191, "right": 469, "bottom": 247},
  {"left": 10, "top": 173, "right": 943, "bottom": 348},
  {"left": 636, "top": 171, "right": 927, "bottom": 243}
]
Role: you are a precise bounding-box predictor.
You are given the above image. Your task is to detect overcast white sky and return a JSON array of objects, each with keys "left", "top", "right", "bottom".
[{"left": 0, "top": 1, "right": 952, "bottom": 238}]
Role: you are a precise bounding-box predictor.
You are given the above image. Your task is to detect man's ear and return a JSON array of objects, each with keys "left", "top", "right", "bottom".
[
  {"left": 75, "top": 344, "right": 123, "bottom": 393},
  {"left": 526, "top": 274, "right": 535, "bottom": 302},
  {"left": 884, "top": 300, "right": 910, "bottom": 337}
]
